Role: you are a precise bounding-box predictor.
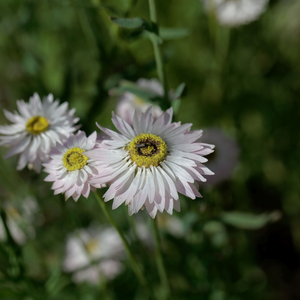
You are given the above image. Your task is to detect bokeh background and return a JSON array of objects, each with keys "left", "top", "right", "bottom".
[{"left": 1, "top": 0, "right": 300, "bottom": 299}]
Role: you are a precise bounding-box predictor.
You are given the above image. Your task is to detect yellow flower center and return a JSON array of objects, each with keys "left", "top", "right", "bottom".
[
  {"left": 133, "top": 96, "right": 144, "bottom": 106},
  {"left": 63, "top": 147, "right": 88, "bottom": 171},
  {"left": 128, "top": 133, "right": 167, "bottom": 168},
  {"left": 26, "top": 116, "right": 49, "bottom": 135},
  {"left": 84, "top": 239, "right": 99, "bottom": 254}
]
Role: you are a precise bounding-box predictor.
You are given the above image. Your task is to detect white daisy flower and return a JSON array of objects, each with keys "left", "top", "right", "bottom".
[
  {"left": 63, "top": 225, "right": 124, "bottom": 285},
  {"left": 0, "top": 93, "right": 79, "bottom": 172},
  {"left": 87, "top": 107, "right": 215, "bottom": 218},
  {"left": 43, "top": 131, "right": 105, "bottom": 201},
  {"left": 203, "top": 0, "right": 269, "bottom": 27},
  {"left": 116, "top": 78, "right": 164, "bottom": 125},
  {"left": 201, "top": 128, "right": 239, "bottom": 185},
  {"left": 0, "top": 196, "right": 39, "bottom": 245}
]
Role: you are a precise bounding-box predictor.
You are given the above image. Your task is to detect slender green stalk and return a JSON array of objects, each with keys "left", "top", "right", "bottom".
[
  {"left": 152, "top": 218, "right": 170, "bottom": 299},
  {"left": 93, "top": 192, "right": 147, "bottom": 287},
  {"left": 148, "top": 0, "right": 169, "bottom": 104}
]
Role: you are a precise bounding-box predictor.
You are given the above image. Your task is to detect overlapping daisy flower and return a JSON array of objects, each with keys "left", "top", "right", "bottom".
[
  {"left": 43, "top": 131, "right": 105, "bottom": 201},
  {"left": 87, "top": 107, "right": 215, "bottom": 218},
  {"left": 115, "top": 78, "right": 165, "bottom": 125},
  {"left": 0, "top": 93, "right": 79, "bottom": 172},
  {"left": 63, "top": 225, "right": 124, "bottom": 285},
  {"left": 203, "top": 0, "right": 269, "bottom": 27}
]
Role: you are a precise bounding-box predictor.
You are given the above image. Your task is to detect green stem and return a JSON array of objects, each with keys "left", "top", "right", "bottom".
[
  {"left": 152, "top": 218, "right": 170, "bottom": 299},
  {"left": 148, "top": 0, "right": 169, "bottom": 104},
  {"left": 93, "top": 192, "right": 147, "bottom": 287}
]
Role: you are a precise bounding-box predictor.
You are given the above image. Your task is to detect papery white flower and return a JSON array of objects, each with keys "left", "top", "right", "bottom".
[
  {"left": 203, "top": 0, "right": 269, "bottom": 27},
  {"left": 116, "top": 78, "right": 164, "bottom": 124},
  {"left": 0, "top": 196, "right": 39, "bottom": 245},
  {"left": 201, "top": 128, "right": 239, "bottom": 185},
  {"left": 43, "top": 131, "right": 105, "bottom": 201},
  {"left": 0, "top": 93, "right": 79, "bottom": 172},
  {"left": 63, "top": 225, "right": 124, "bottom": 285},
  {"left": 87, "top": 107, "right": 215, "bottom": 218}
]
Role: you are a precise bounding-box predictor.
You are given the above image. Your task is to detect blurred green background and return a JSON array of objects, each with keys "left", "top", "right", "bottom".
[{"left": 1, "top": 0, "right": 300, "bottom": 299}]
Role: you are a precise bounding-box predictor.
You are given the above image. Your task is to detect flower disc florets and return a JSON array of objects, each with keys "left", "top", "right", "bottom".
[
  {"left": 26, "top": 116, "right": 49, "bottom": 135},
  {"left": 128, "top": 133, "right": 167, "bottom": 168},
  {"left": 63, "top": 147, "right": 88, "bottom": 171}
]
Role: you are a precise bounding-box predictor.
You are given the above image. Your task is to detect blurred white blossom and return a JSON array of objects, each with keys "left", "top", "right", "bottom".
[
  {"left": 115, "top": 78, "right": 164, "bottom": 124},
  {"left": 63, "top": 225, "right": 124, "bottom": 285},
  {"left": 203, "top": 0, "right": 269, "bottom": 27},
  {"left": 0, "top": 196, "right": 39, "bottom": 245}
]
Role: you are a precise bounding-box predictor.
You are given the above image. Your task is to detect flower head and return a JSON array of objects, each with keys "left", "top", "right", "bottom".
[
  {"left": 203, "top": 0, "right": 269, "bottom": 27},
  {"left": 87, "top": 107, "right": 214, "bottom": 218},
  {"left": 43, "top": 131, "right": 104, "bottom": 201},
  {"left": 201, "top": 128, "right": 239, "bottom": 185},
  {"left": 63, "top": 225, "right": 124, "bottom": 284},
  {"left": 0, "top": 196, "right": 39, "bottom": 245},
  {"left": 0, "top": 93, "right": 79, "bottom": 172},
  {"left": 116, "top": 78, "right": 164, "bottom": 124}
]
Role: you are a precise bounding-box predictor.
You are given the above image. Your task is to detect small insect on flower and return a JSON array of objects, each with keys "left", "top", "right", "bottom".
[
  {"left": 0, "top": 93, "right": 79, "bottom": 172},
  {"left": 43, "top": 131, "right": 105, "bottom": 201},
  {"left": 86, "top": 107, "right": 215, "bottom": 218}
]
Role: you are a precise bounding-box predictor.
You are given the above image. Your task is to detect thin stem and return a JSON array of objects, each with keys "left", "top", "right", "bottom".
[
  {"left": 93, "top": 192, "right": 147, "bottom": 287},
  {"left": 152, "top": 218, "right": 170, "bottom": 299},
  {"left": 148, "top": 0, "right": 169, "bottom": 104}
]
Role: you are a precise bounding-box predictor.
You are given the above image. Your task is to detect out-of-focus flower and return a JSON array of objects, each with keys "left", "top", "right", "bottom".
[
  {"left": 115, "top": 78, "right": 164, "bottom": 124},
  {"left": 203, "top": 0, "right": 269, "bottom": 27},
  {"left": 0, "top": 196, "right": 39, "bottom": 245},
  {"left": 87, "top": 107, "right": 214, "bottom": 218},
  {"left": 157, "top": 214, "right": 185, "bottom": 238},
  {"left": 63, "top": 225, "right": 124, "bottom": 285},
  {"left": 0, "top": 93, "right": 79, "bottom": 172},
  {"left": 43, "top": 131, "right": 105, "bottom": 202},
  {"left": 201, "top": 128, "right": 239, "bottom": 185}
]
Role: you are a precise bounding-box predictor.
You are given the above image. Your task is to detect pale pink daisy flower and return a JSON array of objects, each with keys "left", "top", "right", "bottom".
[
  {"left": 43, "top": 131, "right": 105, "bottom": 201},
  {"left": 87, "top": 107, "right": 215, "bottom": 218},
  {"left": 203, "top": 0, "right": 269, "bottom": 27},
  {"left": 0, "top": 93, "right": 79, "bottom": 172},
  {"left": 116, "top": 78, "right": 164, "bottom": 124}
]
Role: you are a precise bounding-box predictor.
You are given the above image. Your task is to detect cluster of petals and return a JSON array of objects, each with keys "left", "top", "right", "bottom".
[
  {"left": 43, "top": 131, "right": 104, "bottom": 201},
  {"left": 0, "top": 93, "right": 79, "bottom": 172},
  {"left": 86, "top": 107, "right": 215, "bottom": 218},
  {"left": 203, "top": 0, "right": 269, "bottom": 27}
]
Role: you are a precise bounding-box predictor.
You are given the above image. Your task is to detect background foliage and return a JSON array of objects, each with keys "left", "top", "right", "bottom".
[{"left": 0, "top": 0, "right": 300, "bottom": 299}]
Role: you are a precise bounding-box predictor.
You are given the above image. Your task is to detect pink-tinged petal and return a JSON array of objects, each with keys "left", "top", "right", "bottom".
[
  {"left": 81, "top": 183, "right": 91, "bottom": 198},
  {"left": 96, "top": 123, "right": 128, "bottom": 142},
  {"left": 111, "top": 112, "right": 136, "bottom": 139}
]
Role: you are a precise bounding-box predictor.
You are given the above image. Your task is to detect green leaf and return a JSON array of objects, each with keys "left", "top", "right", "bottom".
[
  {"left": 110, "top": 17, "right": 150, "bottom": 30},
  {"left": 174, "top": 82, "right": 186, "bottom": 99},
  {"left": 159, "top": 27, "right": 190, "bottom": 40},
  {"left": 221, "top": 211, "right": 281, "bottom": 230},
  {"left": 171, "top": 98, "right": 181, "bottom": 114}
]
